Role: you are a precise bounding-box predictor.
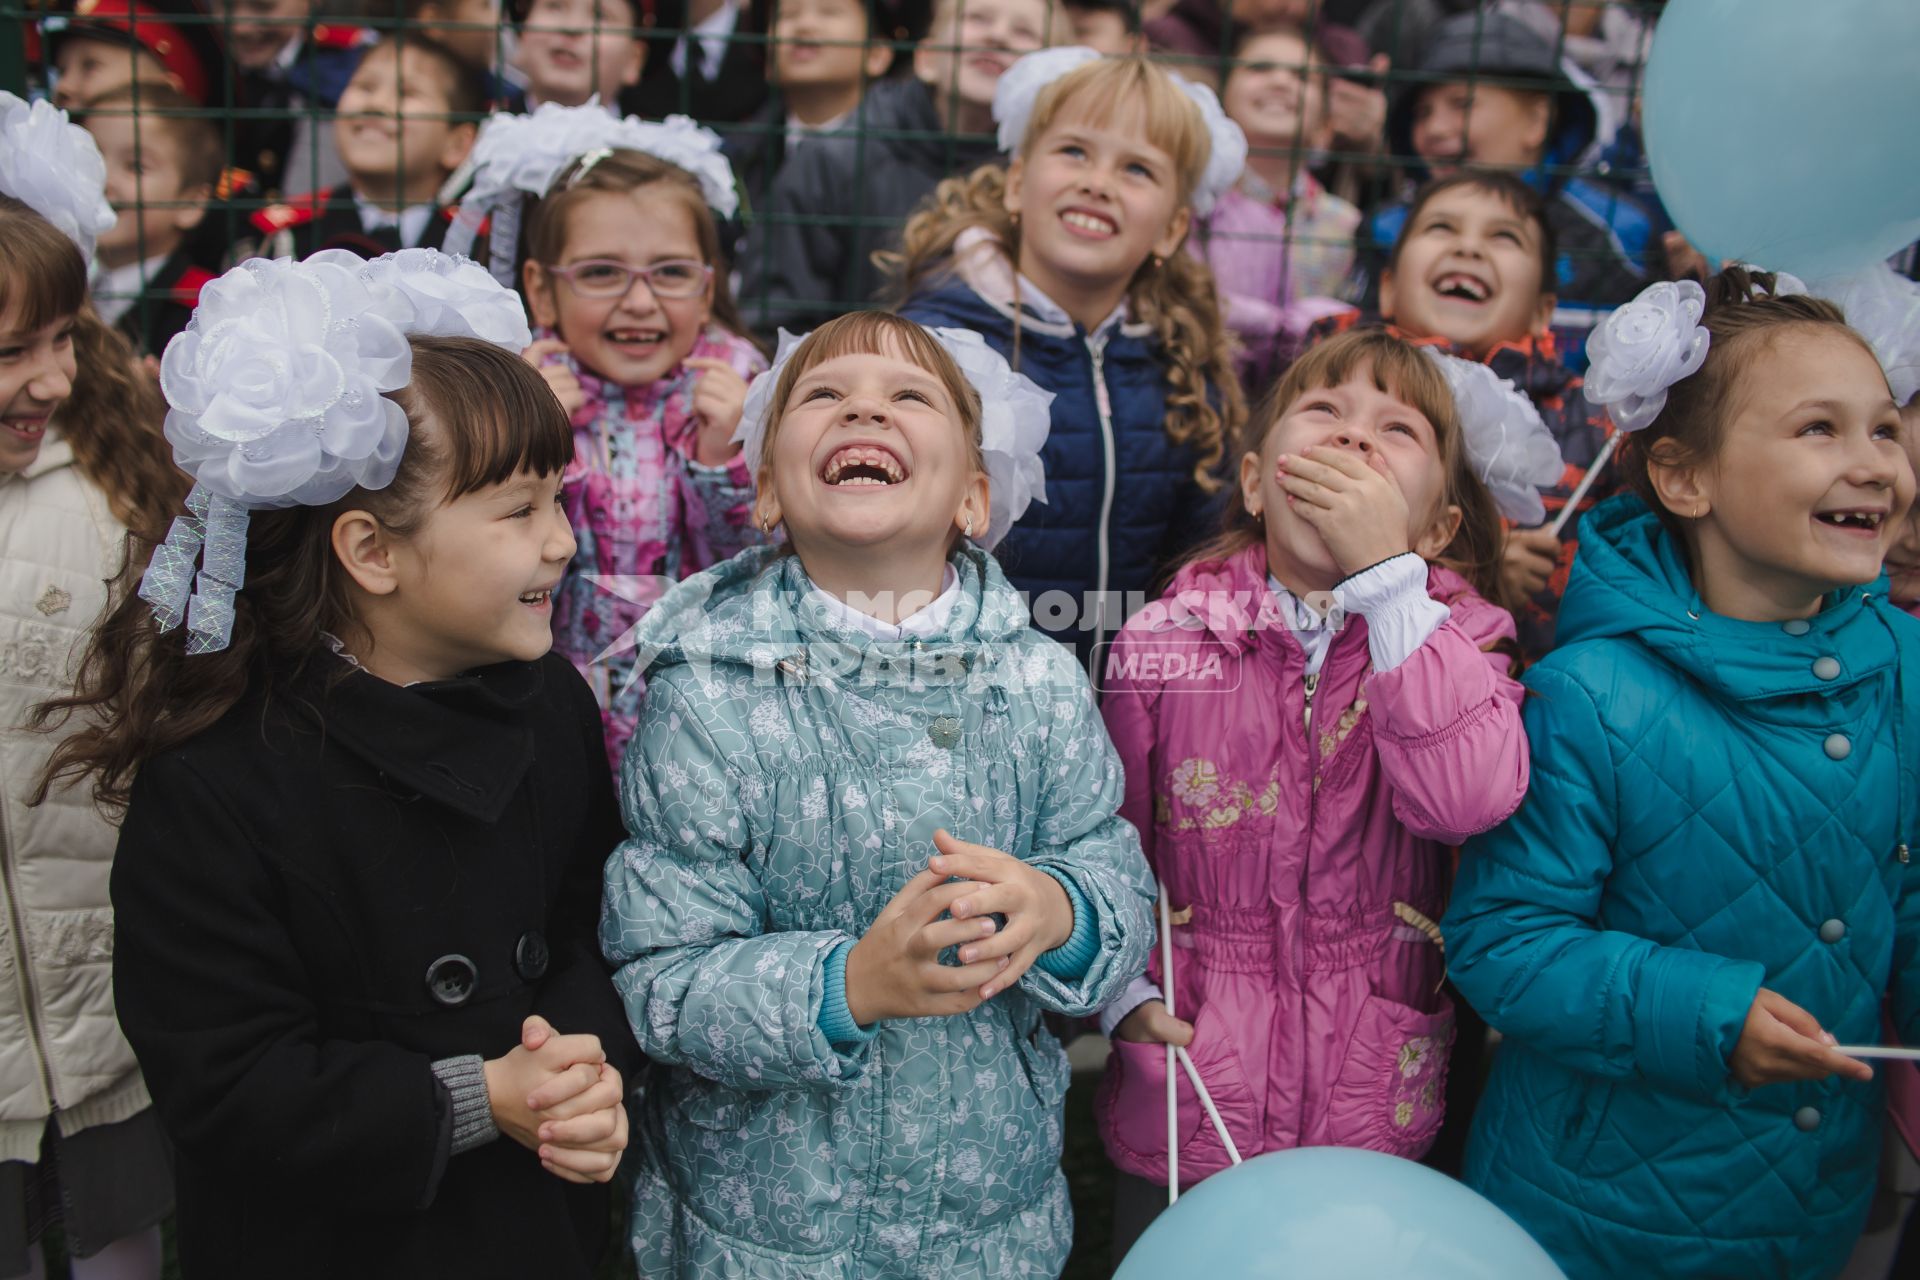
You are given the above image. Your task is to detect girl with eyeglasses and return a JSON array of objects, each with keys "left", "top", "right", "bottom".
[{"left": 515, "top": 138, "right": 768, "bottom": 767}]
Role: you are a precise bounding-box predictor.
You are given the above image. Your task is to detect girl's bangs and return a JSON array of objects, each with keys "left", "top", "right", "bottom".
[
  {"left": 403, "top": 337, "right": 577, "bottom": 498},
  {"left": 0, "top": 196, "right": 88, "bottom": 333},
  {"left": 1276, "top": 332, "right": 1461, "bottom": 452},
  {"left": 775, "top": 312, "right": 982, "bottom": 428}
]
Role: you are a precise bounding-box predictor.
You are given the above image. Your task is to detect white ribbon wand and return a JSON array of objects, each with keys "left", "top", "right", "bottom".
[{"left": 1547, "top": 431, "right": 1622, "bottom": 538}]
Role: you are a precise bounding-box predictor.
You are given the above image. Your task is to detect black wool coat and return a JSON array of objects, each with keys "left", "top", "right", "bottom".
[{"left": 111, "top": 651, "right": 643, "bottom": 1279}]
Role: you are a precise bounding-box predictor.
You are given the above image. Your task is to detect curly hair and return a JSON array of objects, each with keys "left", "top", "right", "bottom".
[
  {"left": 884, "top": 57, "right": 1245, "bottom": 491},
  {"left": 0, "top": 195, "right": 185, "bottom": 548}
]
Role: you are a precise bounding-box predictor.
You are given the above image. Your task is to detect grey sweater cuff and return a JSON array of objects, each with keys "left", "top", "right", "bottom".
[{"left": 430, "top": 1055, "right": 500, "bottom": 1155}]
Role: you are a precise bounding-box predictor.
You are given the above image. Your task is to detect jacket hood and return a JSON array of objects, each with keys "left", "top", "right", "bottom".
[
  {"left": 635, "top": 544, "right": 1035, "bottom": 681},
  {"left": 1556, "top": 494, "right": 1902, "bottom": 702},
  {"left": 1386, "top": 10, "right": 1603, "bottom": 177}
]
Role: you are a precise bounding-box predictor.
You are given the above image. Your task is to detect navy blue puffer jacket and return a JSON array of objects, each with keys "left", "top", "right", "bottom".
[{"left": 900, "top": 282, "right": 1222, "bottom": 667}]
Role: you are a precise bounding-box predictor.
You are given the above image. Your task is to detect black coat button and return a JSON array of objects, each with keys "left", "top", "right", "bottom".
[
  {"left": 425, "top": 954, "right": 477, "bottom": 1007},
  {"left": 514, "top": 931, "right": 550, "bottom": 981}
]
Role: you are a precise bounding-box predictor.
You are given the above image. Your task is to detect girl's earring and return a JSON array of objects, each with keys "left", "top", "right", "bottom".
[
  {"left": 761, "top": 512, "right": 775, "bottom": 533},
  {"left": 1152, "top": 254, "right": 1165, "bottom": 270},
  {"left": 963, "top": 513, "right": 975, "bottom": 539}
]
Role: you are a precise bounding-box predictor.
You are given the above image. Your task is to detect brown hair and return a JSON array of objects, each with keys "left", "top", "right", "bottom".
[
  {"left": 358, "top": 31, "right": 492, "bottom": 122},
  {"left": 885, "top": 57, "right": 1245, "bottom": 492},
  {"left": 1181, "top": 328, "right": 1510, "bottom": 607},
  {"left": 0, "top": 196, "right": 185, "bottom": 545},
  {"left": 758, "top": 310, "right": 984, "bottom": 487},
  {"left": 1618, "top": 265, "right": 1873, "bottom": 550},
  {"left": 522, "top": 148, "right": 754, "bottom": 349},
  {"left": 1388, "top": 171, "right": 1557, "bottom": 289},
  {"left": 80, "top": 83, "right": 224, "bottom": 194},
  {"left": 32, "top": 336, "right": 574, "bottom": 810}
]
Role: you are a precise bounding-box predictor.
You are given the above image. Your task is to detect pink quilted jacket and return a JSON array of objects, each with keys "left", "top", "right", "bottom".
[{"left": 1096, "top": 543, "right": 1529, "bottom": 1186}]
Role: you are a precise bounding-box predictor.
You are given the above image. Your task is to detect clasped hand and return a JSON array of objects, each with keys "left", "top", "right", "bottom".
[
  {"left": 842, "top": 830, "right": 1075, "bottom": 1027},
  {"left": 484, "top": 1016, "right": 628, "bottom": 1184}
]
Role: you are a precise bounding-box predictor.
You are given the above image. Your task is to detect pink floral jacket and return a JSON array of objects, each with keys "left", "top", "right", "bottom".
[
  {"left": 1096, "top": 542, "right": 1528, "bottom": 1187},
  {"left": 545, "top": 326, "right": 766, "bottom": 768}
]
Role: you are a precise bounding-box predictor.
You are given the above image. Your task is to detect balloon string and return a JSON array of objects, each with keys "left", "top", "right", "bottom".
[{"left": 1161, "top": 891, "right": 1178, "bottom": 1206}]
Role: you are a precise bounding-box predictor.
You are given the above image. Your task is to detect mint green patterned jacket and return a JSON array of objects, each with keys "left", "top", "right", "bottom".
[{"left": 601, "top": 546, "right": 1156, "bottom": 1277}]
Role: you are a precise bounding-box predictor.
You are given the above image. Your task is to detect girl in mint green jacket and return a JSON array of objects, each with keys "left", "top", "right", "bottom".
[
  {"left": 601, "top": 315, "right": 1156, "bottom": 1278},
  {"left": 1443, "top": 269, "right": 1920, "bottom": 1280}
]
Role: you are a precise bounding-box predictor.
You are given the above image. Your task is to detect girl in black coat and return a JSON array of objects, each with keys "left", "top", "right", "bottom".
[{"left": 33, "top": 256, "right": 643, "bottom": 1279}]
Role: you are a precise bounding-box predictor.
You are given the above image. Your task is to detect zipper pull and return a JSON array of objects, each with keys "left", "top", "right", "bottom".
[
  {"left": 1302, "top": 670, "right": 1320, "bottom": 731},
  {"left": 1899, "top": 844, "right": 1911, "bottom": 865}
]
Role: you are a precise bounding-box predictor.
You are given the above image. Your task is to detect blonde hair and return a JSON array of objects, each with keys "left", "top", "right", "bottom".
[
  {"left": 886, "top": 57, "right": 1244, "bottom": 492},
  {"left": 1185, "top": 329, "right": 1510, "bottom": 609}
]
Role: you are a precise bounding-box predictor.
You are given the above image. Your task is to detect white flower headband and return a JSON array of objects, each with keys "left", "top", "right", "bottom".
[
  {"left": 1420, "top": 349, "right": 1566, "bottom": 525},
  {"left": 991, "top": 47, "right": 1248, "bottom": 217},
  {"left": 139, "top": 249, "right": 533, "bottom": 654},
  {"left": 1583, "top": 279, "right": 1711, "bottom": 434},
  {"left": 0, "top": 92, "right": 115, "bottom": 262},
  {"left": 1792, "top": 264, "right": 1920, "bottom": 406},
  {"left": 445, "top": 102, "right": 739, "bottom": 286},
  {"left": 732, "top": 325, "right": 1054, "bottom": 549}
]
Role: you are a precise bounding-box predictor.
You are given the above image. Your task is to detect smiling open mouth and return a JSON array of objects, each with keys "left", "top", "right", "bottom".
[
  {"left": 1433, "top": 272, "right": 1491, "bottom": 302},
  {"left": 519, "top": 588, "right": 554, "bottom": 605},
  {"left": 606, "top": 329, "right": 665, "bottom": 349},
  {"left": 1061, "top": 210, "right": 1118, "bottom": 237},
  {"left": 1815, "top": 511, "right": 1884, "bottom": 530},
  {"left": 822, "top": 446, "right": 907, "bottom": 486}
]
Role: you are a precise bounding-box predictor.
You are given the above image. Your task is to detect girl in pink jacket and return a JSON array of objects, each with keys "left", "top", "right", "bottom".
[{"left": 1096, "top": 328, "right": 1532, "bottom": 1259}]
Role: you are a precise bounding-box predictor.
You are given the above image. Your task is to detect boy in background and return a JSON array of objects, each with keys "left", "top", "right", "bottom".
[
  {"left": 1369, "top": 8, "right": 1652, "bottom": 361},
  {"left": 739, "top": 0, "right": 1057, "bottom": 333},
  {"left": 1314, "top": 172, "right": 1611, "bottom": 661},
  {"left": 82, "top": 81, "right": 223, "bottom": 355},
  {"left": 510, "top": 0, "right": 646, "bottom": 110},
  {"left": 250, "top": 34, "right": 483, "bottom": 259}
]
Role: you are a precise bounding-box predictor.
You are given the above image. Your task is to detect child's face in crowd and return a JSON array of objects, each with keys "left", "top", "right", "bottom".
[
  {"left": 1884, "top": 399, "right": 1920, "bottom": 607},
  {"left": 334, "top": 45, "right": 478, "bottom": 203},
  {"left": 1380, "top": 186, "right": 1554, "bottom": 355},
  {"left": 1222, "top": 31, "right": 1325, "bottom": 155},
  {"left": 358, "top": 468, "right": 576, "bottom": 680},
  {"left": 1006, "top": 100, "right": 1191, "bottom": 301},
  {"left": 525, "top": 187, "right": 714, "bottom": 386},
  {"left": 1245, "top": 367, "right": 1455, "bottom": 592},
  {"left": 225, "top": 0, "right": 317, "bottom": 73},
  {"left": 1064, "top": 7, "right": 1135, "bottom": 57},
  {"left": 86, "top": 113, "right": 210, "bottom": 269},
  {"left": 761, "top": 346, "right": 985, "bottom": 557},
  {"left": 1410, "top": 82, "right": 1551, "bottom": 177},
  {"left": 773, "top": 0, "right": 888, "bottom": 92},
  {"left": 52, "top": 35, "right": 173, "bottom": 111},
  {"left": 0, "top": 305, "right": 76, "bottom": 476},
  {"left": 515, "top": 0, "right": 644, "bottom": 108},
  {"left": 915, "top": 0, "right": 1053, "bottom": 116},
  {"left": 1661, "top": 331, "right": 1912, "bottom": 616},
  {"left": 414, "top": 0, "right": 504, "bottom": 72}
]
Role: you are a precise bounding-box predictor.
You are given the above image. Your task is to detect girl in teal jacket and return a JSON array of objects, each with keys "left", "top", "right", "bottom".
[
  {"left": 1444, "top": 269, "right": 1920, "bottom": 1280},
  {"left": 601, "top": 314, "right": 1156, "bottom": 1277}
]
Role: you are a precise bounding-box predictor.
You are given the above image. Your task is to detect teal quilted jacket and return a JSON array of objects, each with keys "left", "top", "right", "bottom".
[
  {"left": 600, "top": 546, "right": 1156, "bottom": 1277},
  {"left": 1443, "top": 496, "right": 1920, "bottom": 1280}
]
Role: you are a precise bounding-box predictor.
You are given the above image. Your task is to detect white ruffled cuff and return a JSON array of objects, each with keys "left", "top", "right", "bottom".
[{"left": 1335, "top": 553, "right": 1450, "bottom": 674}]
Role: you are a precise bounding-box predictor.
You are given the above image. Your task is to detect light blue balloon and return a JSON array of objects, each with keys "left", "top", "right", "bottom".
[
  {"left": 1112, "top": 1147, "right": 1567, "bottom": 1280},
  {"left": 1643, "top": 0, "right": 1920, "bottom": 279}
]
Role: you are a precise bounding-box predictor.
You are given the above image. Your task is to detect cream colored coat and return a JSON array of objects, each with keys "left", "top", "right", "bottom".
[{"left": 0, "top": 435, "right": 149, "bottom": 1162}]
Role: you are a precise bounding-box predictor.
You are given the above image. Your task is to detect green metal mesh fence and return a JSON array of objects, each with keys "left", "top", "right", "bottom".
[{"left": 2, "top": 1, "right": 1667, "bottom": 362}]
